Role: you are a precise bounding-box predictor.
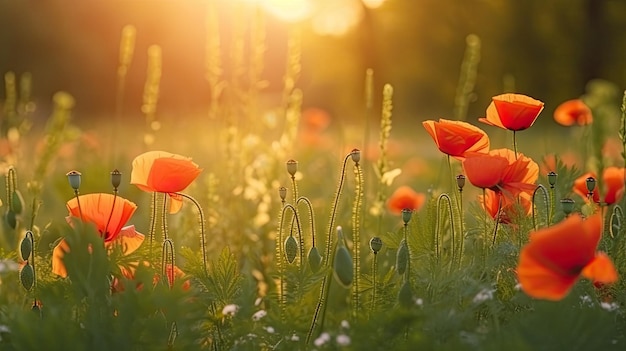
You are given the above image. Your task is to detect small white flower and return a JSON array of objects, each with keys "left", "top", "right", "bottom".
[
  {"left": 340, "top": 320, "right": 350, "bottom": 329},
  {"left": 290, "top": 333, "right": 300, "bottom": 341},
  {"left": 222, "top": 304, "right": 239, "bottom": 316},
  {"left": 472, "top": 288, "right": 496, "bottom": 304},
  {"left": 0, "top": 325, "right": 9, "bottom": 333},
  {"left": 415, "top": 298, "right": 424, "bottom": 307},
  {"left": 336, "top": 334, "right": 351, "bottom": 346},
  {"left": 314, "top": 332, "right": 330, "bottom": 347},
  {"left": 579, "top": 295, "right": 593, "bottom": 306},
  {"left": 514, "top": 283, "right": 522, "bottom": 291},
  {"left": 601, "top": 302, "right": 619, "bottom": 312},
  {"left": 252, "top": 310, "right": 267, "bottom": 321},
  {"left": 264, "top": 326, "right": 275, "bottom": 334},
  {"left": 254, "top": 297, "right": 263, "bottom": 306}
]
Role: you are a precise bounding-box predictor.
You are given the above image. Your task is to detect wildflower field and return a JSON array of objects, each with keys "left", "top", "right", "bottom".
[{"left": 2, "top": 1, "right": 626, "bottom": 350}]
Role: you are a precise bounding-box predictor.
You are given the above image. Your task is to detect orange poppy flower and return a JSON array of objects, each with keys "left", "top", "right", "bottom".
[
  {"left": 573, "top": 167, "right": 625, "bottom": 205},
  {"left": 131, "top": 151, "right": 202, "bottom": 213},
  {"left": 553, "top": 99, "right": 592, "bottom": 126},
  {"left": 422, "top": 119, "right": 490, "bottom": 159},
  {"left": 387, "top": 186, "right": 426, "bottom": 215},
  {"left": 480, "top": 189, "right": 532, "bottom": 224},
  {"left": 112, "top": 262, "right": 190, "bottom": 293},
  {"left": 462, "top": 149, "right": 538, "bottom": 196},
  {"left": 479, "top": 93, "right": 544, "bottom": 131},
  {"left": 517, "top": 214, "right": 618, "bottom": 300},
  {"left": 52, "top": 193, "right": 145, "bottom": 278}
]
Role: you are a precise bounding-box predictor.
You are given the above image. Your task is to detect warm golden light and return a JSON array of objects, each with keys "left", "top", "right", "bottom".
[
  {"left": 311, "top": 0, "right": 363, "bottom": 36},
  {"left": 361, "top": 0, "right": 387, "bottom": 9},
  {"left": 260, "top": 0, "right": 314, "bottom": 23}
]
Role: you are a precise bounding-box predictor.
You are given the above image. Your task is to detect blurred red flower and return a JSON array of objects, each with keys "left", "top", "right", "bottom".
[
  {"left": 573, "top": 167, "right": 625, "bottom": 205},
  {"left": 553, "top": 99, "right": 592, "bottom": 126},
  {"left": 387, "top": 186, "right": 426, "bottom": 215},
  {"left": 517, "top": 214, "right": 617, "bottom": 300}
]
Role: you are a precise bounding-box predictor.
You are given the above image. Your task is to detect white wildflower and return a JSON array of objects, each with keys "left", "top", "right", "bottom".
[
  {"left": 336, "top": 334, "right": 351, "bottom": 346},
  {"left": 252, "top": 310, "right": 267, "bottom": 321},
  {"left": 580, "top": 295, "right": 593, "bottom": 307},
  {"left": 601, "top": 302, "right": 619, "bottom": 312},
  {"left": 340, "top": 320, "right": 350, "bottom": 329},
  {"left": 264, "top": 326, "right": 275, "bottom": 334},
  {"left": 290, "top": 333, "right": 300, "bottom": 341},
  {"left": 222, "top": 304, "right": 239, "bottom": 316},
  {"left": 254, "top": 297, "right": 263, "bottom": 306},
  {"left": 415, "top": 298, "right": 424, "bottom": 307},
  {"left": 472, "top": 288, "right": 496, "bottom": 304},
  {"left": 314, "top": 332, "right": 330, "bottom": 347}
]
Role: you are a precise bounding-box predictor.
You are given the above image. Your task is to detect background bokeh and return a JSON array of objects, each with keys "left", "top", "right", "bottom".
[{"left": 1, "top": 0, "right": 625, "bottom": 130}]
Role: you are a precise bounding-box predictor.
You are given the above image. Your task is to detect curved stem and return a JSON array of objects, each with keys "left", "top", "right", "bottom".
[
  {"left": 74, "top": 189, "right": 83, "bottom": 221},
  {"left": 532, "top": 184, "right": 549, "bottom": 231},
  {"left": 162, "top": 238, "right": 175, "bottom": 289},
  {"left": 282, "top": 204, "right": 304, "bottom": 266},
  {"left": 324, "top": 152, "right": 353, "bottom": 263},
  {"left": 458, "top": 188, "right": 464, "bottom": 268},
  {"left": 296, "top": 196, "right": 316, "bottom": 247},
  {"left": 149, "top": 192, "right": 158, "bottom": 256},
  {"left": 175, "top": 192, "right": 208, "bottom": 276},
  {"left": 435, "top": 193, "right": 455, "bottom": 263}
]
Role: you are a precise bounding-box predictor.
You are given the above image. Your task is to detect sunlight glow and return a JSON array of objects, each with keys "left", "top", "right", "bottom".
[
  {"left": 361, "top": 0, "right": 387, "bottom": 9},
  {"left": 260, "top": 0, "right": 314, "bottom": 23}
]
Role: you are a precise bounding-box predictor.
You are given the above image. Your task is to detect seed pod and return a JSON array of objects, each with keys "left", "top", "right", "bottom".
[
  {"left": 397, "top": 280, "right": 413, "bottom": 307},
  {"left": 333, "top": 245, "right": 353, "bottom": 288},
  {"left": 110, "top": 169, "right": 122, "bottom": 190},
  {"left": 286, "top": 160, "right": 298, "bottom": 177},
  {"left": 5, "top": 210, "right": 16, "bottom": 229},
  {"left": 20, "top": 233, "right": 33, "bottom": 261},
  {"left": 66, "top": 170, "right": 82, "bottom": 191},
  {"left": 11, "top": 190, "right": 24, "bottom": 215},
  {"left": 284, "top": 236, "right": 298, "bottom": 264},
  {"left": 396, "top": 240, "right": 409, "bottom": 276},
  {"left": 350, "top": 149, "right": 361, "bottom": 164},
  {"left": 308, "top": 246, "right": 322, "bottom": 273},
  {"left": 369, "top": 237, "right": 383, "bottom": 254},
  {"left": 20, "top": 263, "right": 34, "bottom": 291}
]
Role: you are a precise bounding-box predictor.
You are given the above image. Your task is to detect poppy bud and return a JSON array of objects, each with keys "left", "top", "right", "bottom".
[
  {"left": 20, "top": 263, "right": 34, "bottom": 291},
  {"left": 11, "top": 190, "right": 24, "bottom": 215},
  {"left": 284, "top": 236, "right": 298, "bottom": 264},
  {"left": 66, "top": 170, "right": 82, "bottom": 191},
  {"left": 585, "top": 177, "right": 596, "bottom": 194},
  {"left": 333, "top": 246, "right": 353, "bottom": 288},
  {"left": 286, "top": 160, "right": 298, "bottom": 177},
  {"left": 20, "top": 232, "right": 33, "bottom": 261},
  {"left": 560, "top": 198, "right": 575, "bottom": 215},
  {"left": 369, "top": 237, "right": 383, "bottom": 254},
  {"left": 401, "top": 209, "right": 412, "bottom": 225},
  {"left": 456, "top": 174, "right": 466, "bottom": 190},
  {"left": 547, "top": 172, "right": 557, "bottom": 187},
  {"left": 278, "top": 186, "right": 287, "bottom": 202},
  {"left": 350, "top": 149, "right": 361, "bottom": 164},
  {"left": 5, "top": 210, "right": 16, "bottom": 229},
  {"left": 111, "top": 169, "right": 122, "bottom": 190},
  {"left": 396, "top": 239, "right": 409, "bottom": 276},
  {"left": 308, "top": 246, "right": 322, "bottom": 272}
]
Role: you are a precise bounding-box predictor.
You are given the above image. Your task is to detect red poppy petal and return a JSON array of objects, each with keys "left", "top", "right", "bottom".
[{"left": 581, "top": 252, "right": 618, "bottom": 284}]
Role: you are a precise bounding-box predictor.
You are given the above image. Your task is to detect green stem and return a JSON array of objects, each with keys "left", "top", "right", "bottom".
[
  {"left": 513, "top": 130, "right": 518, "bottom": 160},
  {"left": 175, "top": 192, "right": 208, "bottom": 276},
  {"left": 162, "top": 194, "right": 169, "bottom": 241},
  {"left": 352, "top": 162, "right": 363, "bottom": 319},
  {"left": 458, "top": 188, "right": 464, "bottom": 268}
]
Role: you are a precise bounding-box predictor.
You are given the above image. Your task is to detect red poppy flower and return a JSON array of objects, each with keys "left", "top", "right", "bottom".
[
  {"left": 553, "top": 99, "right": 592, "bottom": 126},
  {"left": 479, "top": 189, "right": 532, "bottom": 224},
  {"left": 573, "top": 167, "right": 625, "bottom": 205},
  {"left": 52, "top": 193, "right": 145, "bottom": 278},
  {"left": 387, "top": 186, "right": 426, "bottom": 215},
  {"left": 479, "top": 93, "right": 544, "bottom": 131},
  {"left": 112, "top": 262, "right": 190, "bottom": 293},
  {"left": 131, "top": 151, "right": 202, "bottom": 213},
  {"left": 463, "top": 149, "right": 538, "bottom": 196},
  {"left": 517, "top": 214, "right": 618, "bottom": 300},
  {"left": 422, "top": 119, "right": 490, "bottom": 159}
]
